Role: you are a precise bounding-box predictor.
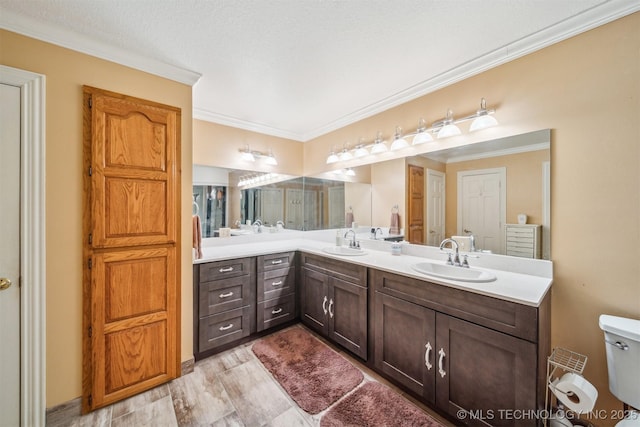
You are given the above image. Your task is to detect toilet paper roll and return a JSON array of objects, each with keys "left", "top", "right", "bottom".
[{"left": 550, "top": 373, "right": 598, "bottom": 414}]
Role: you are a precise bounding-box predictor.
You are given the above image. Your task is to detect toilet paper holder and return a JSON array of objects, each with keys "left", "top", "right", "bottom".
[{"left": 544, "top": 347, "right": 590, "bottom": 427}]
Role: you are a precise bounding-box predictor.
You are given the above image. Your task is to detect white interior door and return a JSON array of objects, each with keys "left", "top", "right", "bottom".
[
  {"left": 457, "top": 168, "right": 506, "bottom": 254},
  {"left": 259, "top": 188, "right": 284, "bottom": 225},
  {"left": 285, "top": 188, "right": 303, "bottom": 230},
  {"left": 0, "top": 82, "right": 21, "bottom": 427},
  {"left": 426, "top": 169, "right": 445, "bottom": 246}
]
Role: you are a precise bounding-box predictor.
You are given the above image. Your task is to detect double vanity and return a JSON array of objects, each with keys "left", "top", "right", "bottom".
[{"left": 192, "top": 231, "right": 552, "bottom": 426}]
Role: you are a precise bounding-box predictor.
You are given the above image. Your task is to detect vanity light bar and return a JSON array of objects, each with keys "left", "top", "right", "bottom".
[{"left": 325, "top": 97, "right": 498, "bottom": 164}]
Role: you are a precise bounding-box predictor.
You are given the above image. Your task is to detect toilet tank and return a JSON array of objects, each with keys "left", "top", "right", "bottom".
[{"left": 599, "top": 314, "right": 640, "bottom": 409}]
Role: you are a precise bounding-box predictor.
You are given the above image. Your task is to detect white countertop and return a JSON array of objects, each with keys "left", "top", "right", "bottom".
[{"left": 195, "top": 231, "right": 553, "bottom": 307}]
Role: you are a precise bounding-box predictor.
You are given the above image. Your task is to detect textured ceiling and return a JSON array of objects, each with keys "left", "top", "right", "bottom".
[{"left": 1, "top": 0, "right": 637, "bottom": 141}]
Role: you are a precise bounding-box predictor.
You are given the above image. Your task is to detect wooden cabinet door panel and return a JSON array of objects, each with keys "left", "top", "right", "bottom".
[
  {"left": 374, "top": 292, "right": 436, "bottom": 404},
  {"left": 300, "top": 267, "right": 329, "bottom": 335},
  {"left": 407, "top": 164, "right": 425, "bottom": 244},
  {"left": 435, "top": 313, "right": 537, "bottom": 427},
  {"left": 329, "top": 277, "right": 367, "bottom": 360},
  {"left": 83, "top": 87, "right": 180, "bottom": 413},
  {"left": 91, "top": 93, "right": 177, "bottom": 248},
  {"left": 91, "top": 247, "right": 177, "bottom": 407}
]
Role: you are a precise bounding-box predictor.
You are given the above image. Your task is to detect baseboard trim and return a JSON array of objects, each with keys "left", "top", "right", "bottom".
[{"left": 181, "top": 357, "right": 195, "bottom": 376}]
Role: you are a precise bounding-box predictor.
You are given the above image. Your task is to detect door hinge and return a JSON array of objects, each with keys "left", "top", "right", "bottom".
[
  {"left": 88, "top": 166, "right": 92, "bottom": 176},
  {"left": 88, "top": 258, "right": 92, "bottom": 269},
  {"left": 88, "top": 394, "right": 92, "bottom": 407},
  {"left": 88, "top": 326, "right": 92, "bottom": 337},
  {"left": 88, "top": 97, "right": 92, "bottom": 108},
  {"left": 88, "top": 233, "right": 92, "bottom": 245}
]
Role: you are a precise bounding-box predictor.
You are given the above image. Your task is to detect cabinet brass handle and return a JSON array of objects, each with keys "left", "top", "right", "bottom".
[
  {"left": 271, "top": 260, "right": 283, "bottom": 265},
  {"left": 322, "top": 296, "right": 328, "bottom": 315},
  {"left": 328, "top": 299, "right": 334, "bottom": 318},
  {"left": 219, "top": 267, "right": 234, "bottom": 273},
  {"left": 219, "top": 292, "right": 234, "bottom": 299},
  {"left": 271, "top": 308, "right": 283, "bottom": 315},
  {"left": 271, "top": 280, "right": 283, "bottom": 287},
  {"left": 425, "top": 342, "right": 433, "bottom": 370},
  {"left": 0, "top": 278, "right": 12, "bottom": 291},
  {"left": 438, "top": 348, "right": 446, "bottom": 378},
  {"left": 219, "top": 323, "right": 233, "bottom": 331}
]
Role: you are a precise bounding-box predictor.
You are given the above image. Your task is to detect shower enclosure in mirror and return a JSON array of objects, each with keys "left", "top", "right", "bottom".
[{"left": 192, "top": 165, "right": 372, "bottom": 237}]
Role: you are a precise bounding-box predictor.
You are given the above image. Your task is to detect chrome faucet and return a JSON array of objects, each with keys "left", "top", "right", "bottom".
[
  {"left": 464, "top": 229, "right": 476, "bottom": 252},
  {"left": 344, "top": 229, "right": 360, "bottom": 249},
  {"left": 373, "top": 227, "right": 383, "bottom": 240},
  {"left": 252, "top": 219, "right": 263, "bottom": 233},
  {"left": 276, "top": 220, "right": 285, "bottom": 229},
  {"left": 439, "top": 238, "right": 462, "bottom": 267}
]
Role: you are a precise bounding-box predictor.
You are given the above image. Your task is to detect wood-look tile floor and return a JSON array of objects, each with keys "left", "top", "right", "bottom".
[{"left": 47, "top": 326, "right": 454, "bottom": 427}]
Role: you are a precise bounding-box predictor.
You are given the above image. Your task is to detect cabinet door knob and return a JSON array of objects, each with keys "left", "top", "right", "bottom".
[
  {"left": 438, "top": 348, "right": 446, "bottom": 378},
  {"left": 322, "top": 296, "right": 328, "bottom": 315},
  {"left": 328, "top": 299, "right": 334, "bottom": 318},
  {"left": 425, "top": 342, "right": 433, "bottom": 370}
]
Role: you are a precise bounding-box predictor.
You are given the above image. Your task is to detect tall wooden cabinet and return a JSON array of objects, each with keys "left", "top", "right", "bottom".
[{"left": 82, "top": 87, "right": 181, "bottom": 412}]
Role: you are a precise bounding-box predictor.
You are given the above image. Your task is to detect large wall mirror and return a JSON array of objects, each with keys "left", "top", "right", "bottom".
[
  {"left": 368, "top": 129, "right": 551, "bottom": 259},
  {"left": 193, "top": 129, "right": 550, "bottom": 260},
  {"left": 193, "top": 165, "right": 372, "bottom": 237}
]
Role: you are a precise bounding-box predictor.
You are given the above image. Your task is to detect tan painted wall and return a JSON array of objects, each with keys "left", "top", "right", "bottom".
[
  {"left": 370, "top": 158, "right": 406, "bottom": 229},
  {"left": 193, "top": 119, "right": 304, "bottom": 176},
  {"left": 304, "top": 13, "right": 639, "bottom": 424},
  {"left": 0, "top": 30, "right": 194, "bottom": 408},
  {"left": 445, "top": 149, "right": 550, "bottom": 239}
]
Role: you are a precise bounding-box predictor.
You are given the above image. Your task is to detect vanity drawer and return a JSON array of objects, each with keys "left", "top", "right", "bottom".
[
  {"left": 199, "top": 275, "right": 252, "bottom": 316},
  {"left": 198, "top": 306, "right": 252, "bottom": 352},
  {"left": 300, "top": 252, "right": 367, "bottom": 287},
  {"left": 200, "top": 257, "right": 254, "bottom": 281},
  {"left": 258, "top": 267, "right": 296, "bottom": 302},
  {"left": 371, "top": 269, "right": 538, "bottom": 342},
  {"left": 257, "top": 293, "right": 296, "bottom": 332},
  {"left": 258, "top": 252, "right": 295, "bottom": 272}
]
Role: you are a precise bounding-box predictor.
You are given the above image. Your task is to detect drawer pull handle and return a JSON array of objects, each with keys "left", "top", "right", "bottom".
[
  {"left": 438, "top": 348, "right": 446, "bottom": 378},
  {"left": 219, "top": 267, "right": 234, "bottom": 273},
  {"left": 328, "top": 298, "right": 334, "bottom": 318},
  {"left": 271, "top": 260, "right": 283, "bottom": 265},
  {"left": 271, "top": 280, "right": 283, "bottom": 287},
  {"left": 425, "top": 342, "right": 433, "bottom": 370},
  {"left": 271, "top": 308, "right": 283, "bottom": 315},
  {"left": 219, "top": 323, "right": 233, "bottom": 331},
  {"left": 322, "top": 296, "right": 328, "bottom": 315},
  {"left": 219, "top": 292, "right": 234, "bottom": 298}
]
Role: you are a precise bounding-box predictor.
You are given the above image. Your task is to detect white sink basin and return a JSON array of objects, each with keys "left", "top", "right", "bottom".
[
  {"left": 322, "top": 246, "right": 368, "bottom": 256},
  {"left": 411, "top": 261, "right": 496, "bottom": 283}
]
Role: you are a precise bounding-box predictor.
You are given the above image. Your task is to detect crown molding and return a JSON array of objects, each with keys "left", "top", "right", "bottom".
[
  {"left": 193, "top": 108, "right": 305, "bottom": 142},
  {"left": 0, "top": 8, "right": 201, "bottom": 86}
]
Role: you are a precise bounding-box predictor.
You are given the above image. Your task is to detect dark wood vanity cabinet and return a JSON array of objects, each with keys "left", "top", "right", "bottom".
[
  {"left": 193, "top": 257, "right": 256, "bottom": 359},
  {"left": 300, "top": 253, "right": 368, "bottom": 360},
  {"left": 256, "top": 252, "right": 297, "bottom": 331},
  {"left": 372, "top": 269, "right": 549, "bottom": 427}
]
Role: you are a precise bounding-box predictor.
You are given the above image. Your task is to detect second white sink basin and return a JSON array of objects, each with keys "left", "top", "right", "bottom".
[
  {"left": 322, "top": 246, "right": 368, "bottom": 256},
  {"left": 411, "top": 261, "right": 496, "bottom": 283}
]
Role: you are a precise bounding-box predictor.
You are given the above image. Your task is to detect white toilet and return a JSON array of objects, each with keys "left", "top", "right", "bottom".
[{"left": 599, "top": 314, "right": 640, "bottom": 427}]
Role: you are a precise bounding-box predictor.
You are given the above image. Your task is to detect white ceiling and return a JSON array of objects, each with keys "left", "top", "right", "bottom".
[{"left": 1, "top": 0, "right": 637, "bottom": 141}]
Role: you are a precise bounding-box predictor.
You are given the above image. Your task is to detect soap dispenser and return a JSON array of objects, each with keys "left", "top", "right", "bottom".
[{"left": 335, "top": 229, "right": 342, "bottom": 247}]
